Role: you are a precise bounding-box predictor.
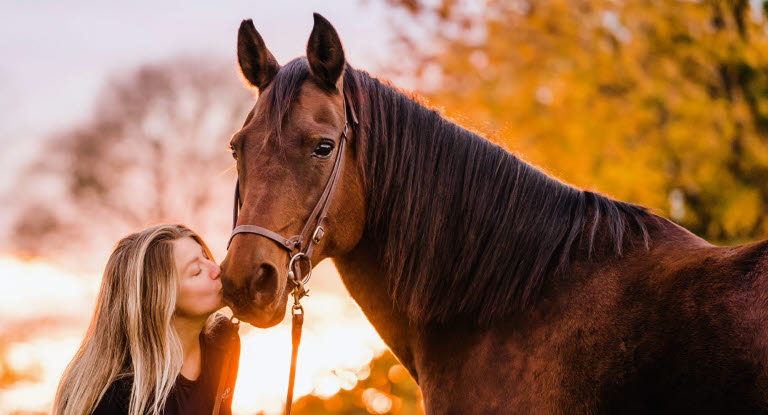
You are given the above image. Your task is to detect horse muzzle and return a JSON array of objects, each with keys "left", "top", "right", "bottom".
[{"left": 221, "top": 259, "right": 291, "bottom": 328}]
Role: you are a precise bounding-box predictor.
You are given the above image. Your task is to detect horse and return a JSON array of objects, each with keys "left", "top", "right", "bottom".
[{"left": 219, "top": 13, "right": 768, "bottom": 414}]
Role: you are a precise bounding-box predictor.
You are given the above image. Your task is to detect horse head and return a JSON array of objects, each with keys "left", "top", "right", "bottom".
[{"left": 220, "top": 14, "right": 366, "bottom": 327}]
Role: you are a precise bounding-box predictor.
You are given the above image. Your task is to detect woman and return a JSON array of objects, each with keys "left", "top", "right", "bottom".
[{"left": 54, "top": 224, "right": 240, "bottom": 415}]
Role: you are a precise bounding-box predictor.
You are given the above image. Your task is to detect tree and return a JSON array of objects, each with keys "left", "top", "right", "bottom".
[
  {"left": 385, "top": 0, "right": 768, "bottom": 244},
  {"left": 12, "top": 58, "right": 253, "bottom": 265}
]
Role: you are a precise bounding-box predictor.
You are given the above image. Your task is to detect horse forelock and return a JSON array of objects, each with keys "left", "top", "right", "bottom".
[{"left": 258, "top": 58, "right": 310, "bottom": 146}]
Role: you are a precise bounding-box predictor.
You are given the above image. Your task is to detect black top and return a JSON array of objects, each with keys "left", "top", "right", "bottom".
[{"left": 93, "top": 316, "right": 240, "bottom": 415}]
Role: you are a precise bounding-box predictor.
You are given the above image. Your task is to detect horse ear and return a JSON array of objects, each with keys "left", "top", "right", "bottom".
[
  {"left": 307, "top": 13, "right": 345, "bottom": 91},
  {"left": 238, "top": 19, "right": 280, "bottom": 91}
]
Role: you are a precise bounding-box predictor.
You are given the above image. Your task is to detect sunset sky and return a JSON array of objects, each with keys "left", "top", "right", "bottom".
[{"left": 0, "top": 0, "right": 407, "bottom": 243}]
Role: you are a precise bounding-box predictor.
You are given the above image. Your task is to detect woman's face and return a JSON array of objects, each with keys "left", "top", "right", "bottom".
[{"left": 172, "top": 237, "right": 223, "bottom": 318}]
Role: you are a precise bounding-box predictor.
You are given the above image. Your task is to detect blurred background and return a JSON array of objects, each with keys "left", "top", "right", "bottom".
[{"left": 3, "top": 0, "right": 768, "bottom": 414}]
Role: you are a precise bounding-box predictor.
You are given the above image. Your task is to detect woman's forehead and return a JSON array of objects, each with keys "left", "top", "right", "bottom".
[{"left": 172, "top": 237, "right": 203, "bottom": 265}]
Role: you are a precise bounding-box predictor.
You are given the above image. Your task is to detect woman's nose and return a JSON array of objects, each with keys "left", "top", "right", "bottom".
[{"left": 208, "top": 260, "right": 221, "bottom": 280}]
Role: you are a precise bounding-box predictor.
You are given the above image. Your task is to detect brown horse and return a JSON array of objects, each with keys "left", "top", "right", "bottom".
[{"left": 220, "top": 13, "right": 768, "bottom": 414}]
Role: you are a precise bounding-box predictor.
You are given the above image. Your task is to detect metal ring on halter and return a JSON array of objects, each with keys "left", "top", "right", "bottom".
[{"left": 288, "top": 252, "right": 312, "bottom": 285}]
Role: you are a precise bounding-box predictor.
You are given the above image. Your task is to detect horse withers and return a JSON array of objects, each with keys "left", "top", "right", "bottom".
[{"left": 219, "top": 13, "right": 768, "bottom": 414}]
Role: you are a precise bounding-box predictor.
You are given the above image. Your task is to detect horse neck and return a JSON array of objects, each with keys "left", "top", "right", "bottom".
[
  {"left": 333, "top": 215, "right": 706, "bottom": 411},
  {"left": 333, "top": 233, "right": 541, "bottom": 408},
  {"left": 333, "top": 233, "right": 537, "bottom": 385}
]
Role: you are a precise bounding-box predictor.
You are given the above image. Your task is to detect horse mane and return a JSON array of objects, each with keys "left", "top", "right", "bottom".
[{"left": 266, "top": 58, "right": 652, "bottom": 325}]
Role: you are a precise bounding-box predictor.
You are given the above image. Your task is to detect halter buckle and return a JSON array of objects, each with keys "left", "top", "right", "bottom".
[{"left": 312, "top": 226, "right": 325, "bottom": 244}]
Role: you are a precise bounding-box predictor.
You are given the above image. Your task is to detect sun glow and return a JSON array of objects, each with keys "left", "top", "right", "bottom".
[
  {"left": 0, "top": 255, "right": 388, "bottom": 414},
  {"left": 230, "top": 294, "right": 386, "bottom": 414}
]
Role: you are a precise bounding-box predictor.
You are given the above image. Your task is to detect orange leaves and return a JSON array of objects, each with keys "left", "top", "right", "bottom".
[{"left": 394, "top": 0, "right": 768, "bottom": 243}]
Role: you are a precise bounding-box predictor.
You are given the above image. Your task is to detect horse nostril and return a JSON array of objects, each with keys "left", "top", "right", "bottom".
[{"left": 249, "top": 263, "right": 279, "bottom": 305}]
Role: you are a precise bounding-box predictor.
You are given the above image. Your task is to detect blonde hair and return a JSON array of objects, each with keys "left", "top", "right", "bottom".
[{"left": 54, "top": 224, "right": 216, "bottom": 415}]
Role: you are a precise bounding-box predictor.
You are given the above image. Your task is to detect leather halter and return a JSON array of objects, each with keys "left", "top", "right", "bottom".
[
  {"left": 226, "top": 91, "right": 357, "bottom": 415},
  {"left": 228, "top": 93, "right": 358, "bottom": 267}
]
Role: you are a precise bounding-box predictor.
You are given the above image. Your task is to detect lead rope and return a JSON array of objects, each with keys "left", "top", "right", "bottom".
[{"left": 285, "top": 275, "right": 305, "bottom": 415}]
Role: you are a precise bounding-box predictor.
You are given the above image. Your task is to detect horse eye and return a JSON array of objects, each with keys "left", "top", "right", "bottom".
[
  {"left": 312, "top": 141, "right": 334, "bottom": 158},
  {"left": 228, "top": 145, "right": 237, "bottom": 160}
]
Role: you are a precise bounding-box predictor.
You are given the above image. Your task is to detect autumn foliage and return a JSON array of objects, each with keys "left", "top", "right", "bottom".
[{"left": 390, "top": 0, "right": 768, "bottom": 245}]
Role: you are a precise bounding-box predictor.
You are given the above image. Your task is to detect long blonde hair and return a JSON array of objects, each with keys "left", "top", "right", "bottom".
[{"left": 54, "top": 224, "right": 216, "bottom": 415}]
